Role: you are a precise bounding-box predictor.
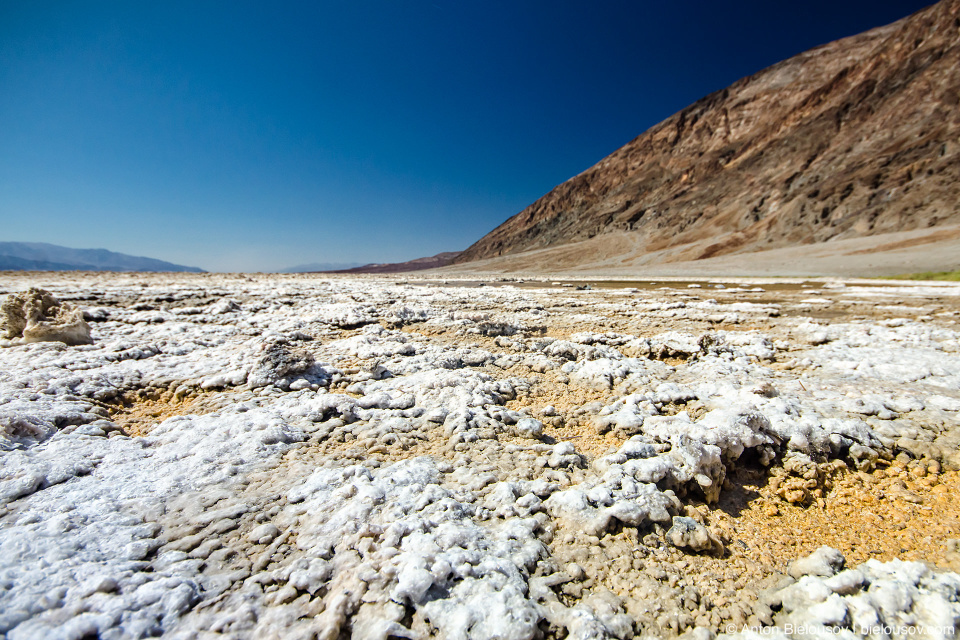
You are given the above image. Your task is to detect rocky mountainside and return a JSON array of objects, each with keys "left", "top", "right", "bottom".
[{"left": 456, "top": 0, "right": 960, "bottom": 266}]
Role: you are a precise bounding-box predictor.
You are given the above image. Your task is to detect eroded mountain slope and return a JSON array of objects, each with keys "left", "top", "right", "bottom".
[{"left": 457, "top": 0, "right": 960, "bottom": 267}]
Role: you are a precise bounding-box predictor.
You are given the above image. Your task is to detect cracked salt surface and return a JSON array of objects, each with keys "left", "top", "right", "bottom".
[{"left": 0, "top": 273, "right": 958, "bottom": 639}]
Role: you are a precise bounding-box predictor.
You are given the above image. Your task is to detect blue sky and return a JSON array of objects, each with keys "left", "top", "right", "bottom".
[{"left": 0, "top": 1, "right": 934, "bottom": 272}]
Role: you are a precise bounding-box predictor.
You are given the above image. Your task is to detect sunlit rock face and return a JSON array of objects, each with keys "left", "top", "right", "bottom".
[
  {"left": 0, "top": 271, "right": 959, "bottom": 639},
  {"left": 457, "top": 0, "right": 960, "bottom": 270}
]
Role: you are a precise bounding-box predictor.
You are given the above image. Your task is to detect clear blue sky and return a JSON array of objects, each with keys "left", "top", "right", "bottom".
[{"left": 0, "top": 1, "right": 934, "bottom": 272}]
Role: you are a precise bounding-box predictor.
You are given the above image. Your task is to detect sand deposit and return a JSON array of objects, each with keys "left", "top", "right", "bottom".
[{"left": 0, "top": 272, "right": 958, "bottom": 640}]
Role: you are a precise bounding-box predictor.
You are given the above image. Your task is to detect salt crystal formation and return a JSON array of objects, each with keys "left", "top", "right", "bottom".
[
  {"left": 0, "top": 273, "right": 958, "bottom": 639},
  {"left": 0, "top": 287, "right": 92, "bottom": 345},
  {"left": 724, "top": 547, "right": 960, "bottom": 640}
]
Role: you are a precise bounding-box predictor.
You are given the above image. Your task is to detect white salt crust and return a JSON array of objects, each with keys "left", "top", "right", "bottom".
[{"left": 0, "top": 274, "right": 957, "bottom": 639}]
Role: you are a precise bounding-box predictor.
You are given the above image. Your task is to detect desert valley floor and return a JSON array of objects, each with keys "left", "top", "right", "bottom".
[{"left": 1, "top": 272, "right": 959, "bottom": 640}]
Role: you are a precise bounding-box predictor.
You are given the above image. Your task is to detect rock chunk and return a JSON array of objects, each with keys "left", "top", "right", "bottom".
[
  {"left": 247, "top": 338, "right": 315, "bottom": 388},
  {"left": 666, "top": 516, "right": 723, "bottom": 554},
  {"left": 511, "top": 417, "right": 544, "bottom": 439},
  {"left": 788, "top": 546, "right": 845, "bottom": 579},
  {"left": 248, "top": 523, "right": 280, "bottom": 545}
]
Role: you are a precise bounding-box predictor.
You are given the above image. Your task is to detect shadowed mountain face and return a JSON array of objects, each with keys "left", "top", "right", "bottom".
[{"left": 456, "top": 0, "right": 960, "bottom": 266}]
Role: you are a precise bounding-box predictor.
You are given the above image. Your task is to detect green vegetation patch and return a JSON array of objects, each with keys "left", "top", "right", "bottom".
[{"left": 890, "top": 269, "right": 960, "bottom": 281}]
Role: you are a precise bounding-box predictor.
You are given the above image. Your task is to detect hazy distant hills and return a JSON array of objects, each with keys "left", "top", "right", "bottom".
[
  {"left": 456, "top": 0, "right": 960, "bottom": 269},
  {"left": 279, "top": 253, "right": 461, "bottom": 275},
  {"left": 0, "top": 242, "right": 204, "bottom": 273},
  {"left": 329, "top": 252, "right": 462, "bottom": 274},
  {"left": 279, "top": 262, "right": 364, "bottom": 273}
]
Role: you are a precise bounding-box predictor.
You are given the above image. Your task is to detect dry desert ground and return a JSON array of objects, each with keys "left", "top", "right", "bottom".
[{"left": 1, "top": 271, "right": 959, "bottom": 640}]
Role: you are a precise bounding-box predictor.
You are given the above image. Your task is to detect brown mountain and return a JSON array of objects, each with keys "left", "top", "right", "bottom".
[
  {"left": 455, "top": 0, "right": 960, "bottom": 269},
  {"left": 328, "top": 252, "right": 462, "bottom": 274}
]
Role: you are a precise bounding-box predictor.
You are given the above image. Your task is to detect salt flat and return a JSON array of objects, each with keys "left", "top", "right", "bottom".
[{"left": 1, "top": 272, "right": 959, "bottom": 640}]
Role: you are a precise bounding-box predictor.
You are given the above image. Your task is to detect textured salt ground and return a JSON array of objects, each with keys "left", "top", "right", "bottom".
[
  {"left": 393, "top": 307, "right": 960, "bottom": 631},
  {"left": 104, "top": 391, "right": 960, "bottom": 570},
  {"left": 108, "top": 390, "right": 227, "bottom": 437},
  {"left": 0, "top": 272, "right": 959, "bottom": 639},
  {"left": 712, "top": 464, "right": 960, "bottom": 570}
]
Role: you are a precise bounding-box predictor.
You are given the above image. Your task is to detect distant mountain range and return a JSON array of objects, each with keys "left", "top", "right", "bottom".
[
  {"left": 279, "top": 262, "right": 364, "bottom": 273},
  {"left": 328, "top": 252, "right": 462, "bottom": 274},
  {"left": 0, "top": 242, "right": 204, "bottom": 273}
]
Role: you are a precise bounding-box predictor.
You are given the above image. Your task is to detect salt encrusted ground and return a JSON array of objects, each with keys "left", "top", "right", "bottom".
[{"left": 0, "top": 272, "right": 959, "bottom": 640}]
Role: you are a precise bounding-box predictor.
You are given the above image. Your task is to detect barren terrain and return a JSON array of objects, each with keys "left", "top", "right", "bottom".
[
  {"left": 441, "top": 224, "right": 960, "bottom": 279},
  {"left": 456, "top": 0, "right": 960, "bottom": 276},
  {"left": 1, "top": 271, "right": 959, "bottom": 639}
]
